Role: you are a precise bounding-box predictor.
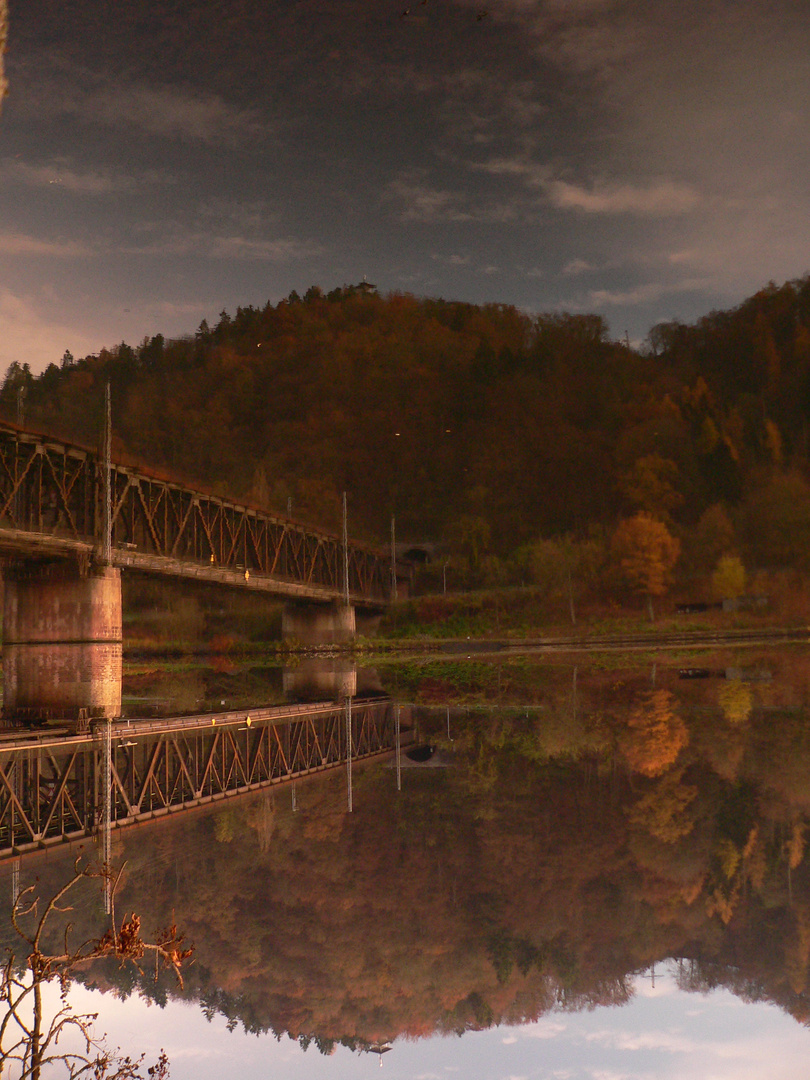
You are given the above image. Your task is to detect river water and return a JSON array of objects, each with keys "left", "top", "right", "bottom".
[{"left": 3, "top": 644, "right": 810, "bottom": 1079}]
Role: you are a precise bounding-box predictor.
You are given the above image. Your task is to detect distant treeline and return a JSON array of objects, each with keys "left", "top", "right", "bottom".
[{"left": 6, "top": 276, "right": 810, "bottom": 596}]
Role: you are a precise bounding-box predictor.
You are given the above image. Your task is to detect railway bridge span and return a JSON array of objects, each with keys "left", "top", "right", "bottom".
[{"left": 0, "top": 421, "right": 400, "bottom": 722}]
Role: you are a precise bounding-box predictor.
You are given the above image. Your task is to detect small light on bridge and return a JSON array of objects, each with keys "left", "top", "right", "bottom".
[{"left": 246, "top": 715, "right": 252, "bottom": 725}]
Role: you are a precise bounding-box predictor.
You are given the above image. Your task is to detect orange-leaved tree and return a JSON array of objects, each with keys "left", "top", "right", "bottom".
[
  {"left": 620, "top": 689, "right": 688, "bottom": 778},
  {"left": 611, "top": 512, "right": 680, "bottom": 620}
]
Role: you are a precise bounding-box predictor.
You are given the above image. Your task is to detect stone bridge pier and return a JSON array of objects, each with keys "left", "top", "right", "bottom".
[
  {"left": 281, "top": 601, "right": 357, "bottom": 646},
  {"left": 2, "top": 562, "right": 122, "bottom": 725}
]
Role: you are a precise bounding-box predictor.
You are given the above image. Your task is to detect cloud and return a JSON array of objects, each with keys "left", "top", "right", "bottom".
[
  {"left": 85, "top": 82, "right": 265, "bottom": 144},
  {"left": 431, "top": 253, "right": 471, "bottom": 266},
  {"left": 0, "top": 232, "right": 93, "bottom": 257},
  {"left": 0, "top": 158, "right": 136, "bottom": 194},
  {"left": 208, "top": 236, "right": 323, "bottom": 261},
  {"left": 586, "top": 1071, "right": 638, "bottom": 1080},
  {"left": 387, "top": 175, "right": 472, "bottom": 223},
  {"left": 563, "top": 258, "right": 597, "bottom": 276},
  {"left": 513, "top": 1019, "right": 568, "bottom": 1039},
  {"left": 18, "top": 60, "right": 267, "bottom": 146},
  {"left": 486, "top": 0, "right": 643, "bottom": 80},
  {"left": 586, "top": 1027, "right": 697, "bottom": 1054},
  {"left": 474, "top": 155, "right": 699, "bottom": 216},
  {"left": 473, "top": 156, "right": 549, "bottom": 187},
  {"left": 196, "top": 197, "right": 279, "bottom": 233},
  {"left": 547, "top": 179, "right": 701, "bottom": 216},
  {"left": 122, "top": 227, "right": 322, "bottom": 262},
  {"left": 388, "top": 169, "right": 525, "bottom": 224},
  {"left": 437, "top": 67, "right": 550, "bottom": 146},
  {"left": 588, "top": 279, "right": 708, "bottom": 307}
]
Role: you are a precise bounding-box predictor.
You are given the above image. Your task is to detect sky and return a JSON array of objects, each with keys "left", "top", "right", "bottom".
[
  {"left": 49, "top": 968, "right": 810, "bottom": 1080},
  {"left": 1, "top": 0, "right": 809, "bottom": 372}
]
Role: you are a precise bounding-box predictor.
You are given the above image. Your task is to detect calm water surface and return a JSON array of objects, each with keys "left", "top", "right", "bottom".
[{"left": 4, "top": 645, "right": 810, "bottom": 1079}]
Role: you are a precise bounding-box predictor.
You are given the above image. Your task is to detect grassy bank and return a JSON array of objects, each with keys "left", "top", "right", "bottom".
[{"left": 380, "top": 571, "right": 810, "bottom": 644}]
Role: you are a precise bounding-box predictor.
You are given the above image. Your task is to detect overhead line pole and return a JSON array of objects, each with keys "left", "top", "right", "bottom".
[
  {"left": 390, "top": 515, "right": 397, "bottom": 601},
  {"left": 342, "top": 491, "right": 350, "bottom": 606},
  {"left": 102, "top": 381, "right": 112, "bottom": 564}
]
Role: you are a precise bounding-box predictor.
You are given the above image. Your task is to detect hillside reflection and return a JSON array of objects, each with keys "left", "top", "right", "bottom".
[{"left": 4, "top": 648, "right": 810, "bottom": 1057}]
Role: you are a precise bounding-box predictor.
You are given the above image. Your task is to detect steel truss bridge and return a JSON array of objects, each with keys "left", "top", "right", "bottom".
[
  {"left": 0, "top": 699, "right": 408, "bottom": 860},
  {"left": 0, "top": 422, "right": 390, "bottom": 604}
]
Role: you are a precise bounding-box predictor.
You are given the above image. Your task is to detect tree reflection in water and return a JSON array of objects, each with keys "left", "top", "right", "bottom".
[{"left": 6, "top": 652, "right": 810, "bottom": 1067}]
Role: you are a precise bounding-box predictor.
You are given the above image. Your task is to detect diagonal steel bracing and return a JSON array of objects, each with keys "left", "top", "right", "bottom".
[
  {"left": 0, "top": 700, "right": 402, "bottom": 859},
  {"left": 0, "top": 422, "right": 391, "bottom": 603}
]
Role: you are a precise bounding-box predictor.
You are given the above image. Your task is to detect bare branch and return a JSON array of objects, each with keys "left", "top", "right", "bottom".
[{"left": 1, "top": 858, "right": 189, "bottom": 1078}]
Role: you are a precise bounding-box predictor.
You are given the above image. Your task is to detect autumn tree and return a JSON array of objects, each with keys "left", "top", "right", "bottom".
[
  {"left": 717, "top": 680, "right": 753, "bottom": 726},
  {"left": 611, "top": 513, "right": 680, "bottom": 619},
  {"left": 626, "top": 766, "right": 697, "bottom": 843},
  {"left": 684, "top": 503, "right": 736, "bottom": 572},
  {"left": 509, "top": 533, "right": 605, "bottom": 624},
  {"left": 619, "top": 689, "right": 689, "bottom": 777},
  {"left": 620, "top": 453, "right": 684, "bottom": 521},
  {"left": 711, "top": 554, "right": 746, "bottom": 600}
]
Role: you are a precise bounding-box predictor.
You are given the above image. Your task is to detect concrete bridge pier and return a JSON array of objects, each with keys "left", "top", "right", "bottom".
[
  {"left": 282, "top": 661, "right": 384, "bottom": 701},
  {"left": 2, "top": 562, "right": 122, "bottom": 725},
  {"left": 281, "top": 601, "right": 356, "bottom": 646},
  {"left": 283, "top": 660, "right": 358, "bottom": 700}
]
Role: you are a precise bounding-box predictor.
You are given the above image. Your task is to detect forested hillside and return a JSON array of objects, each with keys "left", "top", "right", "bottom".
[{"left": 6, "top": 276, "right": 810, "bottom": 597}]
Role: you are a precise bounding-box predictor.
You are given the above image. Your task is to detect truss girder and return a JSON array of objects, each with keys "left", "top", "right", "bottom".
[
  {"left": 0, "top": 702, "right": 395, "bottom": 857},
  {"left": 0, "top": 423, "right": 390, "bottom": 602}
]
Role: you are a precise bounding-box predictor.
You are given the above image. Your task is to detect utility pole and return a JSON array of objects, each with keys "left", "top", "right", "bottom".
[
  {"left": 342, "top": 491, "right": 350, "bottom": 606},
  {"left": 395, "top": 704, "right": 401, "bottom": 792},
  {"left": 102, "top": 718, "right": 112, "bottom": 913},
  {"left": 390, "top": 515, "right": 398, "bottom": 601},
  {"left": 345, "top": 696, "right": 353, "bottom": 812},
  {"left": 11, "top": 857, "right": 20, "bottom": 906},
  {"left": 102, "top": 382, "right": 112, "bottom": 564}
]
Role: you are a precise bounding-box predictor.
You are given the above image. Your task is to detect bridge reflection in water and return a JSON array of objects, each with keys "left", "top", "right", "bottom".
[{"left": 0, "top": 698, "right": 409, "bottom": 860}]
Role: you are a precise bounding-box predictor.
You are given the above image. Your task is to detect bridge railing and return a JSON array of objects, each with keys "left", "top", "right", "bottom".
[{"left": 0, "top": 423, "right": 390, "bottom": 602}]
